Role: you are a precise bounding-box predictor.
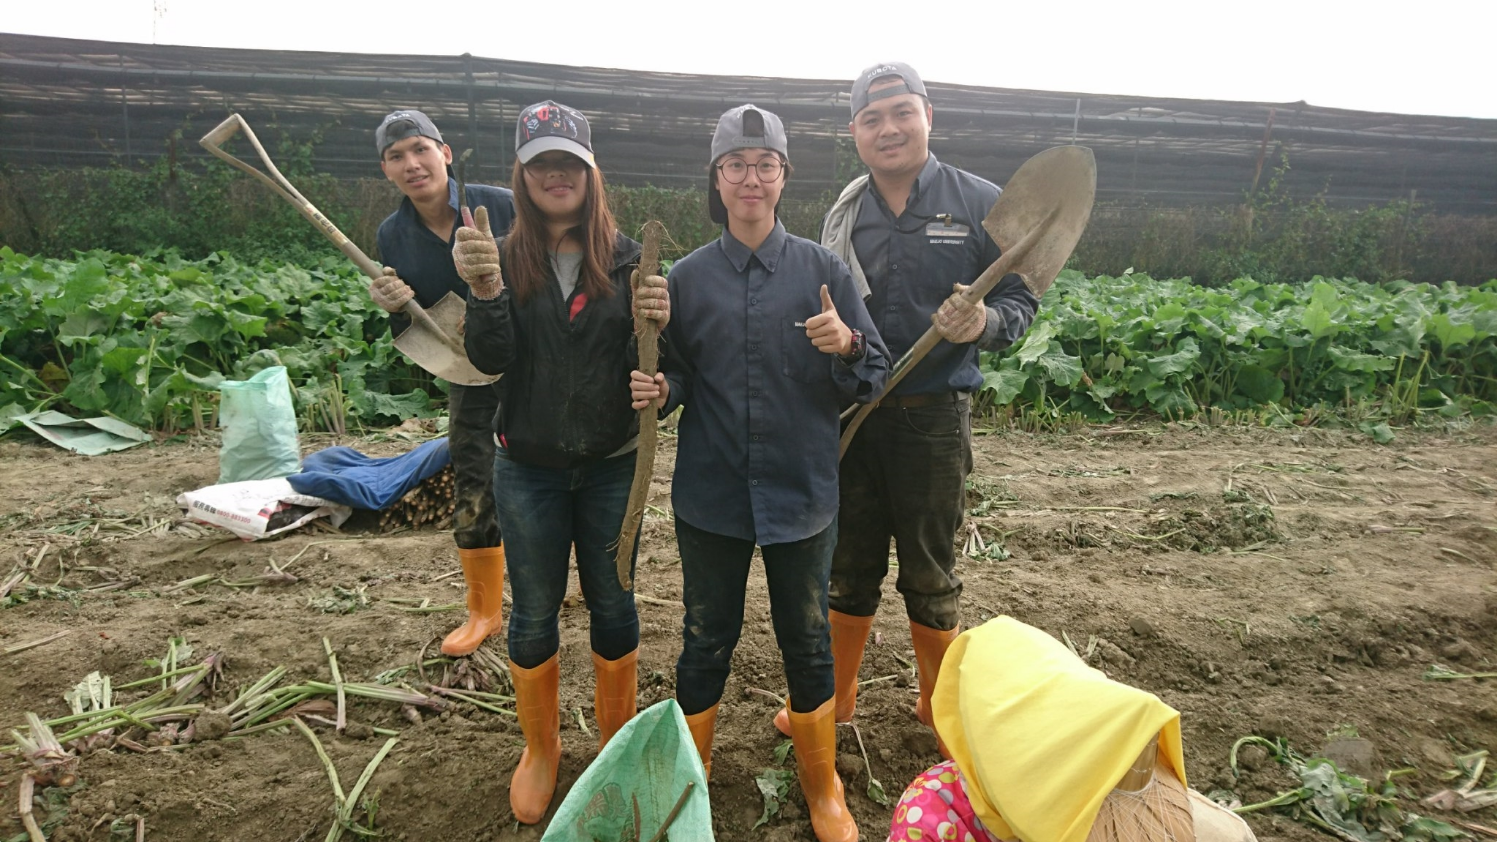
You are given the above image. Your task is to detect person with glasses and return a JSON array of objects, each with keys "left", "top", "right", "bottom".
[
  {"left": 778, "top": 63, "right": 1040, "bottom": 756},
  {"left": 453, "top": 100, "right": 668, "bottom": 825},
  {"left": 630, "top": 104, "right": 888, "bottom": 842},
  {"left": 370, "top": 109, "right": 515, "bottom": 659}
]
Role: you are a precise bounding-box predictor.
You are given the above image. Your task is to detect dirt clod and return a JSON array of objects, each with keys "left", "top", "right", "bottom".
[
  {"left": 189, "top": 711, "right": 232, "bottom": 742},
  {"left": 837, "top": 752, "right": 863, "bottom": 781},
  {"left": 1128, "top": 617, "right": 1157, "bottom": 637},
  {"left": 1320, "top": 736, "right": 1380, "bottom": 778}
]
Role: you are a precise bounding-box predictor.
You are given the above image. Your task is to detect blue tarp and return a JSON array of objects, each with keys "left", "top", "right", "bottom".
[{"left": 286, "top": 438, "right": 451, "bottom": 511}]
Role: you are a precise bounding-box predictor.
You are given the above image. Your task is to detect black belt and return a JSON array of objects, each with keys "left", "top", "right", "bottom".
[{"left": 877, "top": 391, "right": 967, "bottom": 409}]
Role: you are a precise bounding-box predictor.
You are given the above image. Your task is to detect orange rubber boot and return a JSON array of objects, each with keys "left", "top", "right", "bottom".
[
  {"left": 508, "top": 654, "right": 561, "bottom": 824},
  {"left": 774, "top": 610, "right": 874, "bottom": 736},
  {"left": 440, "top": 545, "right": 506, "bottom": 656},
  {"left": 786, "top": 698, "right": 859, "bottom": 842},
  {"left": 591, "top": 649, "right": 638, "bottom": 751},
  {"left": 684, "top": 703, "right": 719, "bottom": 779},
  {"left": 911, "top": 621, "right": 960, "bottom": 759}
]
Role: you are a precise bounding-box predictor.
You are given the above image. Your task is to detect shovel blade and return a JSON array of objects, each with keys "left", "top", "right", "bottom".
[
  {"left": 982, "top": 145, "right": 1096, "bottom": 298},
  {"left": 392, "top": 292, "right": 500, "bottom": 386}
]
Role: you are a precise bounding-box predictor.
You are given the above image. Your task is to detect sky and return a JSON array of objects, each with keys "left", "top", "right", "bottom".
[{"left": 7, "top": 0, "right": 1497, "bottom": 119}]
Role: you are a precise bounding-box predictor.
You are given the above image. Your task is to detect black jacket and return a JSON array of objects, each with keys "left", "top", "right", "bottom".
[{"left": 464, "top": 232, "right": 650, "bottom": 470}]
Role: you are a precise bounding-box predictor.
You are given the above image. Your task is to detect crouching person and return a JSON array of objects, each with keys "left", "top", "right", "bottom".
[{"left": 630, "top": 104, "right": 888, "bottom": 842}]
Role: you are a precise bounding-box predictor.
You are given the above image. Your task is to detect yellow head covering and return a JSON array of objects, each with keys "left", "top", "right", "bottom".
[{"left": 931, "top": 617, "right": 1187, "bottom": 842}]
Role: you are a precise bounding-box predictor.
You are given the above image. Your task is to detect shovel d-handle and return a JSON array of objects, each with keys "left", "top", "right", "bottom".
[
  {"left": 200, "top": 112, "right": 465, "bottom": 358},
  {"left": 836, "top": 215, "right": 1050, "bottom": 459}
]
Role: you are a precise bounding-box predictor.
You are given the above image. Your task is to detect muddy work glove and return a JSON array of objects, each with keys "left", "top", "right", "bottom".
[
  {"left": 632, "top": 270, "right": 670, "bottom": 331},
  {"left": 932, "top": 283, "right": 987, "bottom": 344},
  {"left": 452, "top": 206, "right": 504, "bottom": 300},
  {"left": 369, "top": 267, "right": 415, "bottom": 313}
]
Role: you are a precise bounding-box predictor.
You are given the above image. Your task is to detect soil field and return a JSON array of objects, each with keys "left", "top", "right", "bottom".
[{"left": 2, "top": 423, "right": 1495, "bottom": 842}]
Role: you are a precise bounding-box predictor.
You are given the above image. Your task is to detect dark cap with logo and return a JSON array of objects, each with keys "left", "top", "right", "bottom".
[
  {"left": 375, "top": 109, "right": 444, "bottom": 156},
  {"left": 850, "top": 61, "right": 929, "bottom": 118},
  {"left": 707, "top": 104, "right": 789, "bottom": 226},
  {"left": 515, "top": 100, "right": 596, "bottom": 169}
]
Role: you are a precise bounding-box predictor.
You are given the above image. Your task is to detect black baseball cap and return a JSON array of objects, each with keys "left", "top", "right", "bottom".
[
  {"left": 375, "top": 109, "right": 444, "bottom": 156},
  {"left": 515, "top": 101, "right": 596, "bottom": 168},
  {"left": 850, "top": 61, "right": 929, "bottom": 118},
  {"left": 707, "top": 105, "right": 789, "bottom": 226}
]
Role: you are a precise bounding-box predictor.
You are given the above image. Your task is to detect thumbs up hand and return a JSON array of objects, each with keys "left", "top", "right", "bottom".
[
  {"left": 453, "top": 205, "right": 504, "bottom": 300},
  {"left": 804, "top": 284, "right": 853, "bottom": 356}
]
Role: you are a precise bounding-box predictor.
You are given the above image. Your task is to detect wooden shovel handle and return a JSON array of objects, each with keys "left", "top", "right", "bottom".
[
  {"left": 838, "top": 213, "right": 1052, "bottom": 459},
  {"left": 199, "top": 113, "right": 382, "bottom": 280}
]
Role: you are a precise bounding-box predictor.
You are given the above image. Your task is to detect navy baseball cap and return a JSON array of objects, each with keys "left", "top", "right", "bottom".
[
  {"left": 515, "top": 101, "right": 596, "bottom": 168},
  {"left": 850, "top": 62, "right": 929, "bottom": 118},
  {"left": 375, "top": 109, "right": 444, "bottom": 155}
]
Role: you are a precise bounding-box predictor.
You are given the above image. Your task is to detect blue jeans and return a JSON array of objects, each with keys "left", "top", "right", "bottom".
[
  {"left": 492, "top": 447, "right": 639, "bottom": 668},
  {"left": 674, "top": 516, "right": 836, "bottom": 716}
]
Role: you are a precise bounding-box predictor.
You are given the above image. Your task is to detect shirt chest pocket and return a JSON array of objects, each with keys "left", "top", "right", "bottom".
[
  {"left": 920, "top": 223, "right": 979, "bottom": 292},
  {"left": 779, "top": 318, "right": 821, "bottom": 384}
]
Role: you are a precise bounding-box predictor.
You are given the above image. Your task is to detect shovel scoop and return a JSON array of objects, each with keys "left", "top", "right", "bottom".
[
  {"left": 199, "top": 113, "right": 498, "bottom": 386},
  {"left": 840, "top": 145, "right": 1096, "bottom": 457}
]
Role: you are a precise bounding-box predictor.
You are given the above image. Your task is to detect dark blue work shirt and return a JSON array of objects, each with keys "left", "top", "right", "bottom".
[
  {"left": 375, "top": 177, "right": 516, "bottom": 336},
  {"left": 851, "top": 153, "right": 1038, "bottom": 395},
  {"left": 661, "top": 221, "right": 889, "bottom": 545}
]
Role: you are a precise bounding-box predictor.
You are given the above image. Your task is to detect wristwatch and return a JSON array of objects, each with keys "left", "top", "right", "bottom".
[{"left": 837, "top": 329, "right": 866, "bottom": 364}]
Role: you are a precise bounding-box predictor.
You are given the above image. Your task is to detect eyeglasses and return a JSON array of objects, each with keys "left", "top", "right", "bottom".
[
  {"left": 716, "top": 158, "right": 784, "bottom": 184},
  {"left": 523, "top": 155, "right": 589, "bottom": 176}
]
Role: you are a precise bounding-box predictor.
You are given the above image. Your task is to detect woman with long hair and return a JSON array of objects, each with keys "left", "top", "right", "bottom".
[{"left": 455, "top": 100, "right": 668, "bottom": 825}]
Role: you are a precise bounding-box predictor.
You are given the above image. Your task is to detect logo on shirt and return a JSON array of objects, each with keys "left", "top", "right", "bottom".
[{"left": 927, "top": 219, "right": 970, "bottom": 245}]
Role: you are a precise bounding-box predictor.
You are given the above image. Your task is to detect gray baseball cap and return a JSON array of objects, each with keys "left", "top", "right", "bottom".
[
  {"left": 707, "top": 105, "right": 789, "bottom": 226},
  {"left": 375, "top": 109, "right": 444, "bottom": 156},
  {"left": 850, "top": 61, "right": 929, "bottom": 118},
  {"left": 709, "top": 104, "right": 788, "bottom": 165}
]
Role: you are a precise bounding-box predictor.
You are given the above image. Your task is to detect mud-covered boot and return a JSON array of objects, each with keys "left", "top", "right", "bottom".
[
  {"left": 509, "top": 654, "right": 561, "bottom": 824},
  {"left": 592, "top": 649, "right": 638, "bottom": 751},
  {"left": 786, "top": 698, "right": 858, "bottom": 842},
  {"left": 440, "top": 545, "right": 505, "bottom": 656}
]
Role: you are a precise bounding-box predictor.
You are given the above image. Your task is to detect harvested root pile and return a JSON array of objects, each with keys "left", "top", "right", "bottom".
[{"left": 378, "top": 466, "right": 455, "bottom": 531}]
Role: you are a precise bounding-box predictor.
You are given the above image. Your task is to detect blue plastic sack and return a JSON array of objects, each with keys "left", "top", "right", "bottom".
[
  {"left": 217, "top": 366, "right": 300, "bottom": 483},
  {"left": 287, "top": 438, "right": 451, "bottom": 510}
]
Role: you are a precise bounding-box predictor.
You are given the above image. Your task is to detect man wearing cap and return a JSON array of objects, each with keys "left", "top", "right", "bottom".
[
  {"left": 372, "top": 109, "right": 516, "bottom": 657},
  {"left": 811, "top": 63, "right": 1039, "bottom": 750}
]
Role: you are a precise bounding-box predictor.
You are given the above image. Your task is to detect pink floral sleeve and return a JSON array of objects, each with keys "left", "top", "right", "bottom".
[{"left": 887, "top": 760, "right": 1005, "bottom": 842}]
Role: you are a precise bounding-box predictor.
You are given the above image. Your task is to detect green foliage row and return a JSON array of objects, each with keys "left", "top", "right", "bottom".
[
  {"left": 2, "top": 248, "right": 1493, "bottom": 440},
  {"left": 0, "top": 247, "right": 437, "bottom": 434},
  {"left": 978, "top": 270, "right": 1497, "bottom": 435}
]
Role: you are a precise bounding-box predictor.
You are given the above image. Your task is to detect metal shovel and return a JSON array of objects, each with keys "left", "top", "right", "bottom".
[
  {"left": 840, "top": 144, "right": 1097, "bottom": 457},
  {"left": 199, "top": 113, "right": 498, "bottom": 386}
]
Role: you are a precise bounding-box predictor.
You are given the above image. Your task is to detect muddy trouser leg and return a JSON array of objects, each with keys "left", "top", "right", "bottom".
[
  {"left": 446, "top": 382, "right": 502, "bottom": 550},
  {"left": 763, "top": 518, "right": 837, "bottom": 714},
  {"left": 883, "top": 399, "right": 971, "bottom": 631},
  {"left": 828, "top": 413, "right": 894, "bottom": 619},
  {"left": 491, "top": 449, "right": 573, "bottom": 669},
  {"left": 569, "top": 450, "right": 640, "bottom": 661},
  {"left": 673, "top": 517, "right": 754, "bottom": 716}
]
